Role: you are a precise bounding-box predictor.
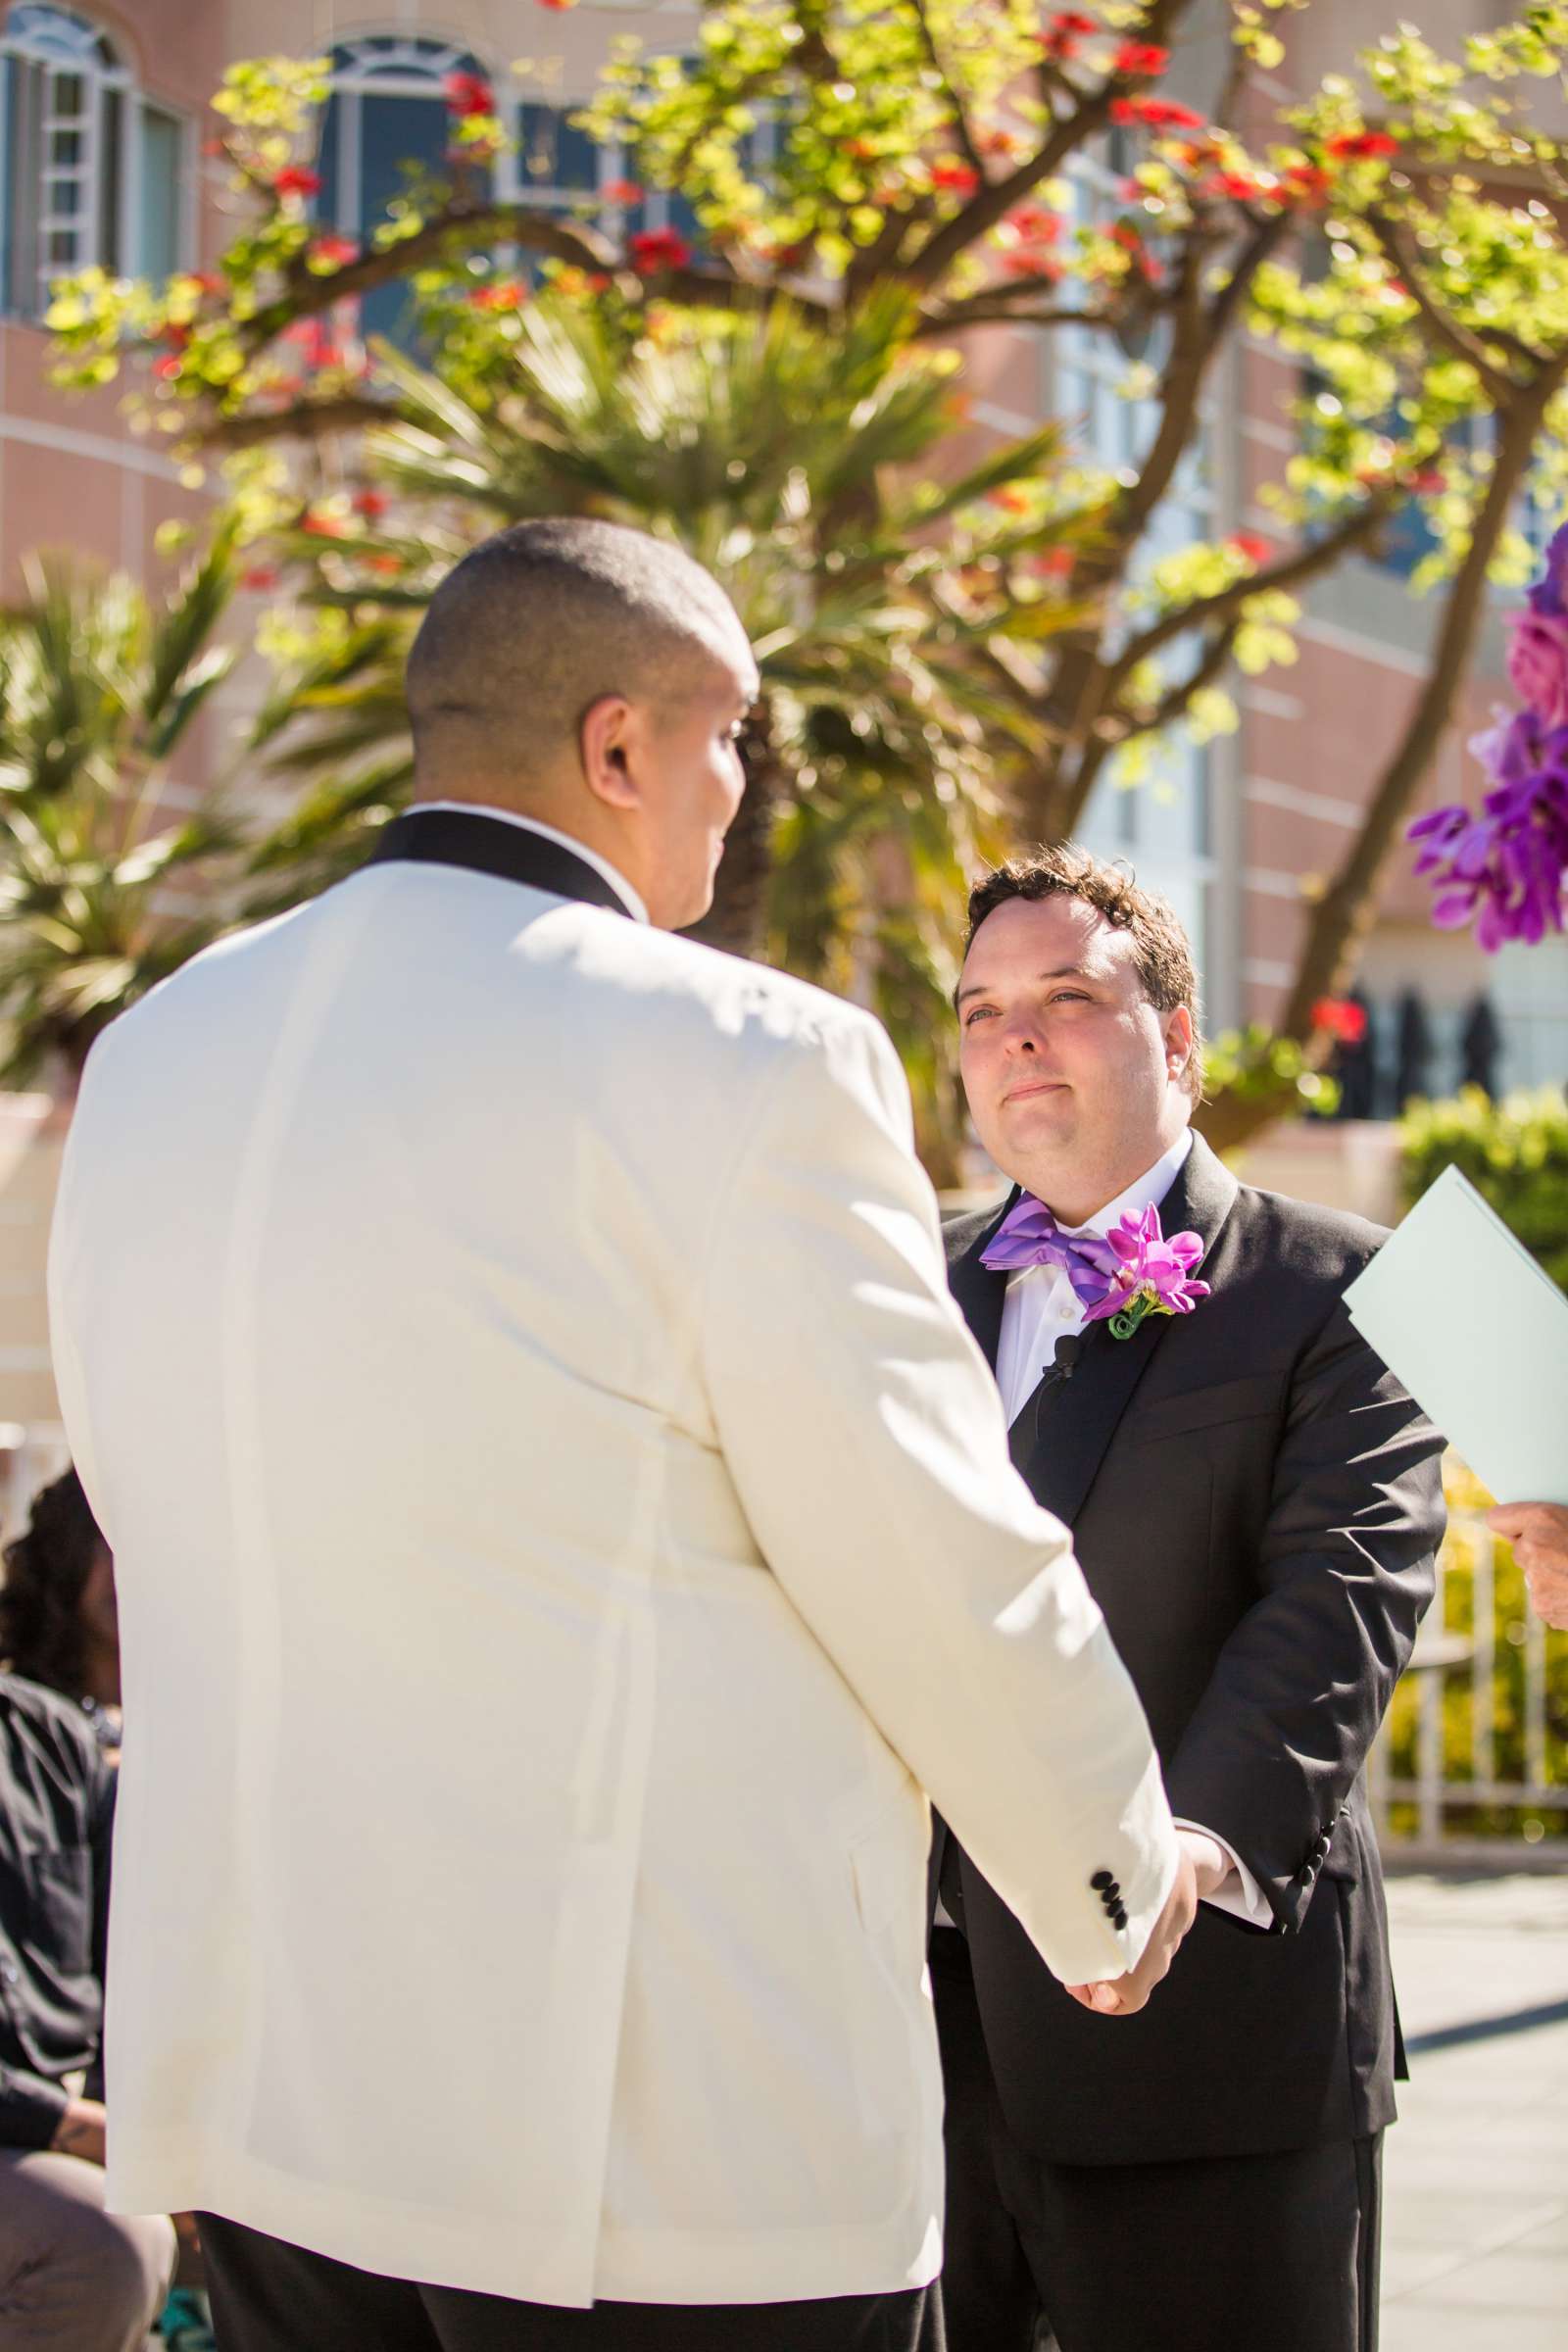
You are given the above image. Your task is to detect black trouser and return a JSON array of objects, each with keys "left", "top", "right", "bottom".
[
  {"left": 199, "top": 2213, "right": 943, "bottom": 2352},
  {"left": 932, "top": 1933, "right": 1382, "bottom": 2352}
]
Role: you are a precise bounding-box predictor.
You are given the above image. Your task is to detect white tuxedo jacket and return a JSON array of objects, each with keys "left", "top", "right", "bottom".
[{"left": 48, "top": 812, "right": 1176, "bottom": 2307}]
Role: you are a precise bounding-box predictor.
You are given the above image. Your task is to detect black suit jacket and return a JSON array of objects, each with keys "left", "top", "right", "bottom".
[{"left": 933, "top": 1134, "right": 1445, "bottom": 2166}]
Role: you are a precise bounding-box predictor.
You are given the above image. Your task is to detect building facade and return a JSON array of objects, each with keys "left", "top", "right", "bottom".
[{"left": 0, "top": 0, "right": 1561, "bottom": 1505}]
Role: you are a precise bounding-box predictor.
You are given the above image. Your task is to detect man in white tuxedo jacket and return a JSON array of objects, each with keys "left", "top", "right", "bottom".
[{"left": 48, "top": 519, "right": 1192, "bottom": 2352}]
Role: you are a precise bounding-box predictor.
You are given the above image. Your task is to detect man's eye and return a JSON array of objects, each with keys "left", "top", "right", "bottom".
[{"left": 963, "top": 1006, "right": 997, "bottom": 1025}]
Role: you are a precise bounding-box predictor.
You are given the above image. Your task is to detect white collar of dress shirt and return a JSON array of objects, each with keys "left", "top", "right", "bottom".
[
  {"left": 408, "top": 801, "right": 651, "bottom": 926},
  {"left": 1048, "top": 1125, "right": 1195, "bottom": 1244}
]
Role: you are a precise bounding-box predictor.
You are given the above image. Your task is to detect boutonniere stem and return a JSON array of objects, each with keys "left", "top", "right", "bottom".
[{"left": 1085, "top": 1203, "right": 1210, "bottom": 1341}]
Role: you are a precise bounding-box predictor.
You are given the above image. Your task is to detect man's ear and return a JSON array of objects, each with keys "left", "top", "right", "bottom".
[
  {"left": 1163, "top": 1004, "right": 1195, "bottom": 1085},
  {"left": 580, "top": 694, "right": 643, "bottom": 814}
]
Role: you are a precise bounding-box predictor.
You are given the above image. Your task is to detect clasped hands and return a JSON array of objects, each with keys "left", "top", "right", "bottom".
[{"left": 1064, "top": 1828, "right": 1231, "bottom": 2020}]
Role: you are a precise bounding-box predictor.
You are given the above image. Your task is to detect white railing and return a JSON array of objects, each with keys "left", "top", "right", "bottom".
[{"left": 1371, "top": 1481, "right": 1568, "bottom": 1866}]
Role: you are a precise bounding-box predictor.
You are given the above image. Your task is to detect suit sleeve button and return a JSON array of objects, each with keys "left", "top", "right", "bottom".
[
  {"left": 1090, "top": 1870, "right": 1114, "bottom": 1891},
  {"left": 1112, "top": 1906, "right": 1129, "bottom": 1929}
]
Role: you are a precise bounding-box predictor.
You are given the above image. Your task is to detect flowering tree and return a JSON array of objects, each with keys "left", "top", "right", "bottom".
[{"left": 41, "top": 1, "right": 1568, "bottom": 1147}]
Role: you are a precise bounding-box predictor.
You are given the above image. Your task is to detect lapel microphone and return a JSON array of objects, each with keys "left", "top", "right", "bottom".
[{"left": 1026, "top": 1332, "right": 1084, "bottom": 1453}]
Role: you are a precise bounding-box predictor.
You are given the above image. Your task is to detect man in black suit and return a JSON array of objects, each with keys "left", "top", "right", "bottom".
[{"left": 933, "top": 845, "right": 1445, "bottom": 2352}]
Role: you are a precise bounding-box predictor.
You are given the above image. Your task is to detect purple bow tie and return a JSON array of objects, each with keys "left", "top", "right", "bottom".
[
  {"left": 981, "top": 1194, "right": 1210, "bottom": 1324},
  {"left": 979, "top": 1196, "right": 1123, "bottom": 1313}
]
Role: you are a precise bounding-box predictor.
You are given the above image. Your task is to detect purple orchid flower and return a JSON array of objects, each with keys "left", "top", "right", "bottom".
[
  {"left": 1530, "top": 520, "right": 1568, "bottom": 620},
  {"left": 1407, "top": 515, "right": 1568, "bottom": 948},
  {"left": 1082, "top": 1202, "right": 1211, "bottom": 1333},
  {"left": 1408, "top": 700, "right": 1568, "bottom": 951}
]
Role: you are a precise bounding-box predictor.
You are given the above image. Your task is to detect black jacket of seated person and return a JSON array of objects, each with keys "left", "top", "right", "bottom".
[
  {"left": 931, "top": 1135, "right": 1444, "bottom": 2168},
  {"left": 0, "top": 1671, "right": 114, "bottom": 2148}
]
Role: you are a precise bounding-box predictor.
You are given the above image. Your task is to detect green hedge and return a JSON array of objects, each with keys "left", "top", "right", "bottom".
[{"left": 1398, "top": 1085, "right": 1568, "bottom": 1294}]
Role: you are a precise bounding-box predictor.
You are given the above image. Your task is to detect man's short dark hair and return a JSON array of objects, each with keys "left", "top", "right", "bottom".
[
  {"left": 963, "top": 842, "right": 1205, "bottom": 1102},
  {"left": 406, "top": 517, "right": 746, "bottom": 788}
]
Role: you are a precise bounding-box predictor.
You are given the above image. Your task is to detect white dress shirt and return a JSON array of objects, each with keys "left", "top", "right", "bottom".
[
  {"left": 988, "top": 1129, "right": 1271, "bottom": 1932},
  {"left": 410, "top": 801, "right": 651, "bottom": 925}
]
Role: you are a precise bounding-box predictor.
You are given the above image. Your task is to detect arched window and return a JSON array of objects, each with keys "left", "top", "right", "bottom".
[
  {"left": 0, "top": 3, "right": 188, "bottom": 318},
  {"left": 318, "top": 34, "right": 492, "bottom": 344}
]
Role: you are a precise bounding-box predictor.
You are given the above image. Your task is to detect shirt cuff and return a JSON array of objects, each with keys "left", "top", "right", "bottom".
[{"left": 1173, "top": 1819, "right": 1273, "bottom": 1929}]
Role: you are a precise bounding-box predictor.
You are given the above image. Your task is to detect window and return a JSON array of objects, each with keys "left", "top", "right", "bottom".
[
  {"left": 0, "top": 5, "right": 188, "bottom": 317},
  {"left": 514, "top": 101, "right": 599, "bottom": 209},
  {"left": 1051, "top": 142, "right": 1217, "bottom": 975},
  {"left": 1, "top": 3, "right": 124, "bottom": 315},
  {"left": 136, "top": 100, "right": 180, "bottom": 282},
  {"left": 318, "top": 35, "right": 492, "bottom": 345}
]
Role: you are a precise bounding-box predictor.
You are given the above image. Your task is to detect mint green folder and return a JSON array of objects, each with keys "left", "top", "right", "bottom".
[{"left": 1345, "top": 1162, "right": 1568, "bottom": 1506}]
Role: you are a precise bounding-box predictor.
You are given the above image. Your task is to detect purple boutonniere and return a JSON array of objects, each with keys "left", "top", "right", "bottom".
[{"left": 1080, "top": 1202, "right": 1210, "bottom": 1340}]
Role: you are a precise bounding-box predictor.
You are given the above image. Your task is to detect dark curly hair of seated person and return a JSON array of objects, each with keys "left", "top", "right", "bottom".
[{"left": 0, "top": 1466, "right": 107, "bottom": 1699}]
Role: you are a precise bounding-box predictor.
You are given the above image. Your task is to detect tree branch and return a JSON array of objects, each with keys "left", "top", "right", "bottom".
[
  {"left": 241, "top": 203, "right": 629, "bottom": 350},
  {"left": 1100, "top": 490, "right": 1396, "bottom": 697},
  {"left": 1278, "top": 367, "right": 1568, "bottom": 1039},
  {"left": 1201, "top": 206, "right": 1293, "bottom": 349},
  {"left": 195, "top": 391, "right": 402, "bottom": 452},
  {"left": 1364, "top": 208, "right": 1526, "bottom": 401},
  {"left": 1122, "top": 613, "right": 1244, "bottom": 736},
  {"left": 915, "top": 287, "right": 1140, "bottom": 338},
  {"left": 909, "top": 0, "right": 984, "bottom": 177},
  {"left": 899, "top": 0, "right": 1202, "bottom": 291}
]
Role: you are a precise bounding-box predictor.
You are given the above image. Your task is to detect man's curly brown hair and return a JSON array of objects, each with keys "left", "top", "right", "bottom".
[{"left": 962, "top": 842, "right": 1204, "bottom": 1102}]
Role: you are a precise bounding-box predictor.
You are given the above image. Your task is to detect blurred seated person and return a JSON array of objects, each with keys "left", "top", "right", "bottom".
[
  {"left": 0, "top": 1665, "right": 174, "bottom": 2347},
  {"left": 0, "top": 1468, "right": 121, "bottom": 1759},
  {"left": 1487, "top": 1502, "right": 1568, "bottom": 1630}
]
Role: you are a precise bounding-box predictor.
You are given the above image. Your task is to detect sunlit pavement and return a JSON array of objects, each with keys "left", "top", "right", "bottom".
[{"left": 1381, "top": 1869, "right": 1568, "bottom": 2351}]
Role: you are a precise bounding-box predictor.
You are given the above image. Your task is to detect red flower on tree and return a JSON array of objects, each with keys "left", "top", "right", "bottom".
[
  {"left": 1005, "top": 204, "right": 1062, "bottom": 245},
  {"left": 301, "top": 510, "right": 349, "bottom": 539},
  {"left": 1113, "top": 42, "right": 1171, "bottom": 77},
  {"left": 1039, "top": 11, "right": 1096, "bottom": 60},
  {"left": 628, "top": 229, "right": 691, "bottom": 275},
  {"left": 932, "top": 159, "right": 981, "bottom": 194},
  {"left": 1282, "top": 161, "right": 1334, "bottom": 206},
  {"left": 241, "top": 565, "right": 280, "bottom": 593},
  {"left": 1000, "top": 203, "right": 1064, "bottom": 279},
  {"left": 273, "top": 166, "right": 320, "bottom": 199},
  {"left": 469, "top": 278, "right": 527, "bottom": 311},
  {"left": 352, "top": 488, "right": 388, "bottom": 519},
  {"left": 1325, "top": 129, "right": 1400, "bottom": 161},
  {"left": 1203, "top": 170, "right": 1267, "bottom": 204},
  {"left": 988, "top": 486, "right": 1031, "bottom": 514},
  {"left": 603, "top": 179, "right": 643, "bottom": 206},
  {"left": 1311, "top": 999, "right": 1369, "bottom": 1046},
  {"left": 1002, "top": 249, "right": 1064, "bottom": 281},
  {"left": 1111, "top": 97, "right": 1205, "bottom": 131},
  {"left": 308, "top": 235, "right": 359, "bottom": 270},
  {"left": 444, "top": 71, "right": 495, "bottom": 118},
  {"left": 1228, "top": 532, "right": 1272, "bottom": 565}
]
